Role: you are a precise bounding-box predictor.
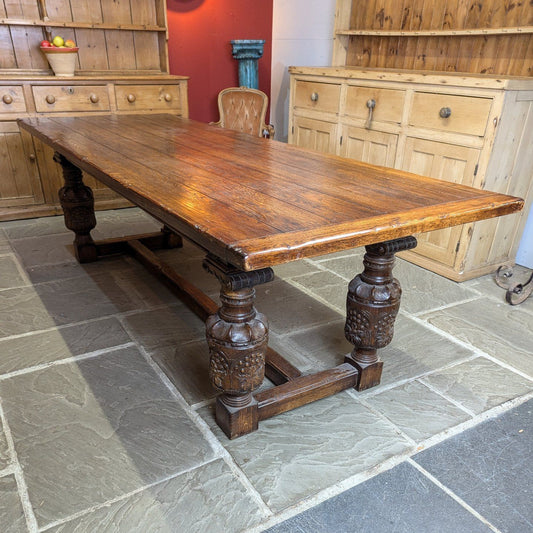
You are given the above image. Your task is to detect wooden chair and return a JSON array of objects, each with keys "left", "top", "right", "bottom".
[{"left": 210, "top": 87, "right": 274, "bottom": 139}]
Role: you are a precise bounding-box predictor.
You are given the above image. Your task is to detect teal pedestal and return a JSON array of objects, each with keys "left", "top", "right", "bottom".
[{"left": 231, "top": 39, "right": 265, "bottom": 89}]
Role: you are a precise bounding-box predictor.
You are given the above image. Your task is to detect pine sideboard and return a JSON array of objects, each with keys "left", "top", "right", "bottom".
[
  {"left": 0, "top": 0, "right": 188, "bottom": 221},
  {"left": 288, "top": 67, "right": 533, "bottom": 281}
]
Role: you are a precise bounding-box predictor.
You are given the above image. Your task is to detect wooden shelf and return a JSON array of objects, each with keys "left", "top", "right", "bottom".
[
  {"left": 1, "top": 18, "right": 166, "bottom": 32},
  {"left": 336, "top": 26, "right": 533, "bottom": 37}
]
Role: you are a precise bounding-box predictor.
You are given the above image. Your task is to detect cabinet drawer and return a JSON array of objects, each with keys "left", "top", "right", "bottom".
[
  {"left": 293, "top": 80, "right": 341, "bottom": 114},
  {"left": 32, "top": 86, "right": 110, "bottom": 113},
  {"left": 345, "top": 86, "right": 404, "bottom": 123},
  {"left": 115, "top": 85, "right": 182, "bottom": 111},
  {"left": 409, "top": 92, "right": 492, "bottom": 136},
  {"left": 0, "top": 86, "right": 26, "bottom": 114}
]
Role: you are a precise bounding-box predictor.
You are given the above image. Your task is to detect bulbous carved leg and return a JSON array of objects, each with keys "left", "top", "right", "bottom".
[
  {"left": 345, "top": 236, "right": 417, "bottom": 390},
  {"left": 55, "top": 153, "right": 97, "bottom": 263},
  {"left": 203, "top": 255, "right": 274, "bottom": 439}
]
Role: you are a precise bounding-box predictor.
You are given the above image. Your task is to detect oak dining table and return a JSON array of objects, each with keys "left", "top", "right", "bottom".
[{"left": 18, "top": 114, "right": 523, "bottom": 439}]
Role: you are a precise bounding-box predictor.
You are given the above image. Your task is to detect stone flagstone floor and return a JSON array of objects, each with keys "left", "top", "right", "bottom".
[{"left": 0, "top": 208, "right": 531, "bottom": 532}]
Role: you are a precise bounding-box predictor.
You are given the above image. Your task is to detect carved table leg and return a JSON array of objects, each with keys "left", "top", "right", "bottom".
[
  {"left": 203, "top": 255, "right": 274, "bottom": 439},
  {"left": 55, "top": 152, "right": 97, "bottom": 263},
  {"left": 345, "top": 236, "right": 417, "bottom": 390}
]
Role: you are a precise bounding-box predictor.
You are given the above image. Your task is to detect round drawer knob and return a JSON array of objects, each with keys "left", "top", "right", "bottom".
[
  {"left": 439, "top": 107, "right": 452, "bottom": 118},
  {"left": 89, "top": 93, "right": 99, "bottom": 103},
  {"left": 45, "top": 95, "right": 56, "bottom": 104},
  {"left": 164, "top": 93, "right": 172, "bottom": 102},
  {"left": 310, "top": 92, "right": 319, "bottom": 102},
  {"left": 2, "top": 94, "right": 13, "bottom": 105},
  {"left": 127, "top": 94, "right": 136, "bottom": 103},
  {"left": 29, "top": 154, "right": 36, "bottom": 162}
]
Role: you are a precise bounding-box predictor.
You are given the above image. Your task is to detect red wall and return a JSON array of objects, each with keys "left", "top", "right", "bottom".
[{"left": 166, "top": 0, "right": 273, "bottom": 123}]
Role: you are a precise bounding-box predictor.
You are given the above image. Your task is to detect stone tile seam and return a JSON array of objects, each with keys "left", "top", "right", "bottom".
[
  {"left": 417, "top": 378, "right": 478, "bottom": 417},
  {"left": 406, "top": 312, "right": 525, "bottom": 365},
  {"left": 243, "top": 450, "right": 415, "bottom": 533},
  {"left": 407, "top": 458, "right": 503, "bottom": 533},
  {"left": 0, "top": 343, "right": 136, "bottom": 382},
  {"left": 283, "top": 278, "right": 345, "bottom": 315},
  {"left": 0, "top": 252, "right": 32, "bottom": 286},
  {"left": 0, "top": 398, "right": 39, "bottom": 532},
  {"left": 37, "top": 455, "right": 225, "bottom": 533},
  {"left": 355, "top": 395, "right": 418, "bottom": 446},
  {"left": 246, "top": 393, "right": 533, "bottom": 533},
  {"left": 480, "top": 352, "right": 533, "bottom": 383},
  {"left": 409, "top": 294, "right": 485, "bottom": 317},
  {"left": 348, "top": 352, "right": 481, "bottom": 400}
]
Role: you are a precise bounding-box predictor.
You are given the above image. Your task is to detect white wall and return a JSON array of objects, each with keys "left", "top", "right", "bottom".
[
  {"left": 270, "top": 0, "right": 336, "bottom": 142},
  {"left": 516, "top": 206, "right": 533, "bottom": 268}
]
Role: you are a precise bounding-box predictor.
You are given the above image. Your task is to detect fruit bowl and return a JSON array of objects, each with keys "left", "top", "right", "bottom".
[{"left": 40, "top": 46, "right": 79, "bottom": 77}]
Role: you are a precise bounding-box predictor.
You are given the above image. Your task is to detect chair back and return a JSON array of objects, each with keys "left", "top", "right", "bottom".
[{"left": 213, "top": 87, "right": 274, "bottom": 138}]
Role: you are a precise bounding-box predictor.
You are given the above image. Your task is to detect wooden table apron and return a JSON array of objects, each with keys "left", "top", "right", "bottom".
[{"left": 18, "top": 114, "right": 523, "bottom": 439}]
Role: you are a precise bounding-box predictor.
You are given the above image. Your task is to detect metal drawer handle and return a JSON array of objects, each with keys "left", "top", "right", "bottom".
[
  {"left": 127, "top": 94, "right": 136, "bottom": 103},
  {"left": 439, "top": 107, "right": 452, "bottom": 118},
  {"left": 45, "top": 95, "right": 56, "bottom": 104},
  {"left": 310, "top": 92, "right": 319, "bottom": 102},
  {"left": 366, "top": 98, "right": 376, "bottom": 128},
  {"left": 89, "top": 93, "right": 99, "bottom": 103},
  {"left": 164, "top": 93, "right": 172, "bottom": 102},
  {"left": 2, "top": 94, "right": 13, "bottom": 105}
]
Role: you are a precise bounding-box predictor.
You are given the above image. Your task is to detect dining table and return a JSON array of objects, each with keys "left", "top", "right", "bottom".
[{"left": 18, "top": 113, "right": 523, "bottom": 439}]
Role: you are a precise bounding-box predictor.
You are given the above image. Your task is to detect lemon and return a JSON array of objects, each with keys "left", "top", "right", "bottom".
[{"left": 52, "top": 36, "right": 64, "bottom": 47}]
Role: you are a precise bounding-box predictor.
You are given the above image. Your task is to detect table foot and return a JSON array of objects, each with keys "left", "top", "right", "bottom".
[
  {"left": 55, "top": 153, "right": 97, "bottom": 263},
  {"left": 344, "top": 236, "right": 417, "bottom": 391},
  {"left": 203, "top": 255, "right": 274, "bottom": 439}
]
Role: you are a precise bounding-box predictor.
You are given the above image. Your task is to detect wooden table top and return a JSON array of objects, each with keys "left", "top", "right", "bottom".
[{"left": 19, "top": 114, "right": 523, "bottom": 271}]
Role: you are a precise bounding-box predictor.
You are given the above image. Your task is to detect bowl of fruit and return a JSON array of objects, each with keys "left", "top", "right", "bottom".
[{"left": 40, "top": 36, "right": 79, "bottom": 77}]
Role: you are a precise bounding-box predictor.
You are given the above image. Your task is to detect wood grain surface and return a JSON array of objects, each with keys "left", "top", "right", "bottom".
[{"left": 19, "top": 113, "right": 523, "bottom": 270}]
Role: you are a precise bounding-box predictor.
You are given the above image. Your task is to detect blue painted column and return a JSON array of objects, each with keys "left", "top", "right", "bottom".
[{"left": 231, "top": 39, "right": 265, "bottom": 89}]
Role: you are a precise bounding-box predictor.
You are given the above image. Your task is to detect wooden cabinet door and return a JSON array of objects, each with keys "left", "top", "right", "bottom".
[
  {"left": 399, "top": 137, "right": 480, "bottom": 267},
  {"left": 339, "top": 125, "right": 398, "bottom": 167},
  {"left": 0, "top": 124, "right": 44, "bottom": 208},
  {"left": 291, "top": 116, "right": 337, "bottom": 154}
]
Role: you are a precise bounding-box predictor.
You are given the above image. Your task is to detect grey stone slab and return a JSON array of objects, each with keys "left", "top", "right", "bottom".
[
  {"left": 266, "top": 461, "right": 492, "bottom": 533},
  {"left": 254, "top": 279, "right": 342, "bottom": 335},
  {"left": 47, "top": 459, "right": 266, "bottom": 533},
  {"left": 0, "top": 346, "right": 215, "bottom": 528},
  {"left": 272, "top": 259, "right": 321, "bottom": 279},
  {"left": 2, "top": 215, "right": 69, "bottom": 239},
  {"left": 0, "top": 416, "right": 10, "bottom": 470},
  {"left": 391, "top": 258, "right": 478, "bottom": 315},
  {"left": 151, "top": 341, "right": 213, "bottom": 405},
  {"left": 288, "top": 315, "right": 474, "bottom": 392},
  {"left": 420, "top": 357, "right": 532, "bottom": 415},
  {"left": 199, "top": 394, "right": 412, "bottom": 512},
  {"left": 91, "top": 208, "right": 160, "bottom": 240},
  {"left": 414, "top": 399, "right": 533, "bottom": 533},
  {"left": 0, "top": 274, "right": 141, "bottom": 338},
  {"left": 0, "top": 228, "right": 12, "bottom": 254},
  {"left": 291, "top": 270, "right": 349, "bottom": 312},
  {"left": 121, "top": 304, "right": 206, "bottom": 351},
  {"left": 0, "top": 255, "right": 27, "bottom": 289},
  {"left": 311, "top": 254, "right": 363, "bottom": 280},
  {"left": 366, "top": 381, "right": 472, "bottom": 442},
  {"left": 465, "top": 266, "right": 533, "bottom": 315},
  {"left": 10, "top": 233, "right": 77, "bottom": 269},
  {"left": 0, "top": 475, "right": 27, "bottom": 533},
  {"left": 0, "top": 317, "right": 131, "bottom": 375},
  {"left": 421, "top": 297, "right": 533, "bottom": 376}
]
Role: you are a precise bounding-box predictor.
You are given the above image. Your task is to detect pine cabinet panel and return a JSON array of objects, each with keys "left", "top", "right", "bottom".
[
  {"left": 340, "top": 126, "right": 398, "bottom": 167},
  {"left": 289, "top": 67, "right": 533, "bottom": 280},
  {"left": 292, "top": 116, "right": 338, "bottom": 154}
]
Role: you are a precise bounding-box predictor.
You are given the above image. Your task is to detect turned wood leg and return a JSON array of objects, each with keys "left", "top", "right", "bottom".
[
  {"left": 203, "top": 255, "right": 274, "bottom": 439},
  {"left": 55, "top": 152, "right": 97, "bottom": 263},
  {"left": 344, "top": 236, "right": 417, "bottom": 390}
]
